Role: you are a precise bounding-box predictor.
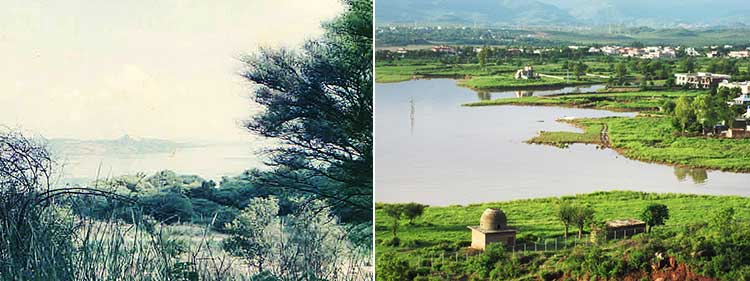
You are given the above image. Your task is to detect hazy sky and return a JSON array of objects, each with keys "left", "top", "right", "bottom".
[{"left": 0, "top": 0, "right": 341, "bottom": 142}]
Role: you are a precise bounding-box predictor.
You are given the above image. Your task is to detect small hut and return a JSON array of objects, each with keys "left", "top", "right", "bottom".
[
  {"left": 603, "top": 219, "right": 646, "bottom": 239},
  {"left": 468, "top": 208, "right": 517, "bottom": 250}
]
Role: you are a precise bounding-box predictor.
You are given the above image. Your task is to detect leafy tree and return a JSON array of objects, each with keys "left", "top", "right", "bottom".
[
  {"left": 223, "top": 196, "right": 278, "bottom": 272},
  {"left": 477, "top": 46, "right": 489, "bottom": 67},
  {"left": 241, "top": 0, "right": 372, "bottom": 223},
  {"left": 139, "top": 191, "right": 194, "bottom": 223},
  {"left": 672, "top": 96, "right": 699, "bottom": 133},
  {"left": 382, "top": 204, "right": 405, "bottom": 238},
  {"left": 402, "top": 203, "right": 428, "bottom": 225},
  {"left": 693, "top": 94, "right": 720, "bottom": 129},
  {"left": 681, "top": 57, "right": 696, "bottom": 73},
  {"left": 615, "top": 62, "right": 628, "bottom": 85},
  {"left": 557, "top": 202, "right": 577, "bottom": 238},
  {"left": 573, "top": 61, "right": 588, "bottom": 80},
  {"left": 573, "top": 205, "right": 595, "bottom": 239},
  {"left": 640, "top": 203, "right": 669, "bottom": 233}
]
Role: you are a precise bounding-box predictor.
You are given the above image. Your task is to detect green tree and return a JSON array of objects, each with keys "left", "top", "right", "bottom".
[
  {"left": 222, "top": 196, "right": 279, "bottom": 272},
  {"left": 673, "top": 96, "right": 698, "bottom": 133},
  {"left": 693, "top": 94, "right": 720, "bottom": 130},
  {"left": 681, "top": 57, "right": 696, "bottom": 73},
  {"left": 240, "top": 0, "right": 372, "bottom": 223},
  {"left": 615, "top": 62, "right": 628, "bottom": 85},
  {"left": 402, "top": 203, "right": 428, "bottom": 225},
  {"left": 477, "top": 46, "right": 489, "bottom": 67},
  {"left": 573, "top": 61, "right": 588, "bottom": 80},
  {"left": 573, "top": 205, "right": 595, "bottom": 238},
  {"left": 640, "top": 203, "right": 669, "bottom": 233},
  {"left": 556, "top": 202, "right": 577, "bottom": 238},
  {"left": 382, "top": 204, "right": 405, "bottom": 238}
]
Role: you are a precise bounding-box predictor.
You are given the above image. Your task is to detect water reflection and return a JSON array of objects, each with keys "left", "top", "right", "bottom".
[
  {"left": 375, "top": 79, "right": 750, "bottom": 205},
  {"left": 674, "top": 167, "right": 708, "bottom": 184},
  {"left": 476, "top": 84, "right": 606, "bottom": 100}
]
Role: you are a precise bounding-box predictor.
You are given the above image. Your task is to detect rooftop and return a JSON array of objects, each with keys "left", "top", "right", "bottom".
[{"left": 606, "top": 219, "right": 646, "bottom": 228}]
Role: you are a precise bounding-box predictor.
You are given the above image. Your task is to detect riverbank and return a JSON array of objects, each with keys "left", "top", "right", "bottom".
[
  {"left": 375, "top": 190, "right": 750, "bottom": 280},
  {"left": 458, "top": 75, "right": 600, "bottom": 91},
  {"left": 529, "top": 116, "right": 750, "bottom": 173},
  {"left": 463, "top": 90, "right": 701, "bottom": 112}
]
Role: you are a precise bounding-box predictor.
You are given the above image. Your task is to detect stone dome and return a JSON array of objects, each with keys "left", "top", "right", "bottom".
[{"left": 479, "top": 208, "right": 507, "bottom": 230}]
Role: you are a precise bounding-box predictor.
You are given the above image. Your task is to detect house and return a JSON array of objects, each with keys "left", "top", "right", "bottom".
[
  {"left": 468, "top": 208, "right": 517, "bottom": 250},
  {"left": 674, "top": 72, "right": 732, "bottom": 88},
  {"left": 707, "top": 50, "right": 721, "bottom": 58},
  {"left": 733, "top": 94, "right": 750, "bottom": 106},
  {"left": 431, "top": 45, "right": 455, "bottom": 54},
  {"left": 685, "top": 47, "right": 701, "bottom": 57},
  {"left": 515, "top": 66, "right": 540, "bottom": 80},
  {"left": 728, "top": 50, "right": 750, "bottom": 58},
  {"left": 719, "top": 80, "right": 750, "bottom": 94},
  {"left": 591, "top": 219, "right": 646, "bottom": 242}
]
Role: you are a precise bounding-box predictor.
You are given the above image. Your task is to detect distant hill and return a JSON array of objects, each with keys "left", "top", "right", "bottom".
[
  {"left": 376, "top": 0, "right": 577, "bottom": 26},
  {"left": 376, "top": 0, "right": 750, "bottom": 28},
  {"left": 48, "top": 135, "right": 182, "bottom": 155}
]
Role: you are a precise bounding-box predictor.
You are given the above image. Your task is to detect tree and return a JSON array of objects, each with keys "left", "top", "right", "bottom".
[
  {"left": 382, "top": 204, "right": 405, "bottom": 238},
  {"left": 556, "top": 202, "right": 577, "bottom": 238},
  {"left": 640, "top": 203, "right": 669, "bottom": 233},
  {"left": 615, "top": 62, "right": 628, "bottom": 85},
  {"left": 573, "top": 61, "right": 588, "bottom": 80},
  {"left": 573, "top": 205, "right": 595, "bottom": 239},
  {"left": 673, "top": 96, "right": 698, "bottom": 133},
  {"left": 693, "top": 94, "right": 720, "bottom": 130},
  {"left": 402, "top": 203, "right": 428, "bottom": 225},
  {"left": 477, "top": 46, "right": 489, "bottom": 67},
  {"left": 241, "top": 0, "right": 372, "bottom": 223},
  {"left": 222, "top": 196, "right": 279, "bottom": 272},
  {"left": 681, "top": 57, "right": 696, "bottom": 73}
]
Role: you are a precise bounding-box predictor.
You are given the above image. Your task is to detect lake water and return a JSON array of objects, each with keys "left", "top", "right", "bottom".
[
  {"left": 56, "top": 143, "right": 262, "bottom": 185},
  {"left": 375, "top": 79, "right": 750, "bottom": 206}
]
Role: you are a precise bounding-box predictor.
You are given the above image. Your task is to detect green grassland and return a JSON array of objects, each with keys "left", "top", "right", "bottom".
[
  {"left": 376, "top": 191, "right": 750, "bottom": 250},
  {"left": 458, "top": 75, "right": 598, "bottom": 90},
  {"left": 530, "top": 116, "right": 750, "bottom": 172},
  {"left": 376, "top": 191, "right": 750, "bottom": 280},
  {"left": 463, "top": 90, "right": 701, "bottom": 112}
]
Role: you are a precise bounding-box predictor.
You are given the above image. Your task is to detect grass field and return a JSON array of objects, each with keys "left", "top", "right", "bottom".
[
  {"left": 376, "top": 191, "right": 750, "bottom": 250},
  {"left": 375, "top": 190, "right": 750, "bottom": 280},
  {"left": 527, "top": 116, "right": 750, "bottom": 172},
  {"left": 458, "top": 75, "right": 598, "bottom": 90},
  {"left": 463, "top": 90, "right": 701, "bottom": 112}
]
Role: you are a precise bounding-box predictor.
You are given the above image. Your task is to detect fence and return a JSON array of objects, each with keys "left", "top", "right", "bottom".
[
  {"left": 412, "top": 228, "right": 652, "bottom": 266},
  {"left": 509, "top": 227, "right": 646, "bottom": 254}
]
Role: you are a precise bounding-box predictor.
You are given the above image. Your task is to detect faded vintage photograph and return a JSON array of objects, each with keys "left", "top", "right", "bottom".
[
  {"left": 0, "top": 0, "right": 372, "bottom": 280},
  {"left": 374, "top": 1, "right": 750, "bottom": 280}
]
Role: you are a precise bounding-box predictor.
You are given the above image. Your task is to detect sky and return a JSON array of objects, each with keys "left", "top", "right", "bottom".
[{"left": 0, "top": 0, "right": 341, "bottom": 142}]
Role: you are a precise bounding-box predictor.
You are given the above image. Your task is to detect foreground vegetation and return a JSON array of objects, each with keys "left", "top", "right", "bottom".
[{"left": 375, "top": 191, "right": 750, "bottom": 280}]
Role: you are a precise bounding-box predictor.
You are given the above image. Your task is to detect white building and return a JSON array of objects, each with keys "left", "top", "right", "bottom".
[
  {"left": 685, "top": 47, "right": 701, "bottom": 57},
  {"left": 729, "top": 50, "right": 750, "bottom": 58},
  {"left": 675, "top": 72, "right": 732, "bottom": 88},
  {"left": 719, "top": 80, "right": 750, "bottom": 94}
]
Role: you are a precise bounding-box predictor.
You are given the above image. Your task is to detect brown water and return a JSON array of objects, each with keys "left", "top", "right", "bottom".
[{"left": 375, "top": 79, "right": 750, "bottom": 205}]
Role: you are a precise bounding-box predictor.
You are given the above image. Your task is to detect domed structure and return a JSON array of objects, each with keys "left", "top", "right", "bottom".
[
  {"left": 479, "top": 208, "right": 507, "bottom": 230},
  {"left": 468, "top": 208, "right": 516, "bottom": 250}
]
